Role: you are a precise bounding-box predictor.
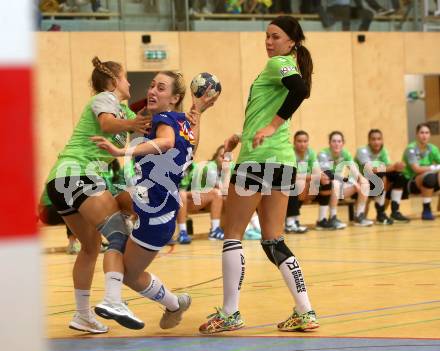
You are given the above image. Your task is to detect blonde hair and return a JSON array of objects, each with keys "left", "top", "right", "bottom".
[
  {"left": 91, "top": 56, "right": 123, "bottom": 93},
  {"left": 161, "top": 71, "right": 186, "bottom": 112}
]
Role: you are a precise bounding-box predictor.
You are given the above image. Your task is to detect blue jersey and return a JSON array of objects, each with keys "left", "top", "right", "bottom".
[
  {"left": 133, "top": 111, "right": 195, "bottom": 216},
  {"left": 131, "top": 111, "right": 195, "bottom": 251}
]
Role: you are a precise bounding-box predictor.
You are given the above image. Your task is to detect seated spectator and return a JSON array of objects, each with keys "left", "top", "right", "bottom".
[
  {"left": 57, "top": 0, "right": 109, "bottom": 13},
  {"left": 326, "top": 0, "right": 374, "bottom": 31},
  {"left": 402, "top": 123, "right": 440, "bottom": 220},
  {"left": 285, "top": 130, "right": 318, "bottom": 234},
  {"left": 245, "top": 0, "right": 272, "bottom": 14},
  {"left": 225, "top": 0, "right": 245, "bottom": 13},
  {"left": 355, "top": 129, "right": 410, "bottom": 225},
  {"left": 317, "top": 131, "right": 373, "bottom": 229}
]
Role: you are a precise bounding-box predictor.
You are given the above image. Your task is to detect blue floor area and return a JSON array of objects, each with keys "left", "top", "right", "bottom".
[{"left": 49, "top": 336, "right": 440, "bottom": 351}]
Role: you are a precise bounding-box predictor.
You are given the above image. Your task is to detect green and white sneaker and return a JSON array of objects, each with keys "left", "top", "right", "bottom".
[
  {"left": 277, "top": 309, "right": 319, "bottom": 332},
  {"left": 199, "top": 307, "right": 244, "bottom": 334}
]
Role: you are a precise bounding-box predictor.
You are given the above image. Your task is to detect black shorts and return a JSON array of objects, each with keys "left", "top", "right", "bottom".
[
  {"left": 46, "top": 175, "right": 107, "bottom": 216},
  {"left": 230, "top": 163, "right": 296, "bottom": 194},
  {"left": 406, "top": 173, "right": 440, "bottom": 196}
]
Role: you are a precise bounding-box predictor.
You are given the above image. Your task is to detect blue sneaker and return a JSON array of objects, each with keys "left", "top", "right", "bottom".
[
  {"left": 243, "top": 228, "right": 261, "bottom": 240},
  {"left": 209, "top": 227, "right": 224, "bottom": 241},
  {"left": 178, "top": 230, "right": 192, "bottom": 244},
  {"left": 422, "top": 208, "right": 435, "bottom": 220}
]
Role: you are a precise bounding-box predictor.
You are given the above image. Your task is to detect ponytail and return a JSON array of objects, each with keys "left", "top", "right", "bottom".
[{"left": 296, "top": 45, "right": 313, "bottom": 98}]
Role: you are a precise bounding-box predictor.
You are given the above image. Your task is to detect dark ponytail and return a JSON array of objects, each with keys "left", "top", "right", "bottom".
[
  {"left": 270, "top": 16, "right": 313, "bottom": 98},
  {"left": 296, "top": 45, "right": 313, "bottom": 98}
]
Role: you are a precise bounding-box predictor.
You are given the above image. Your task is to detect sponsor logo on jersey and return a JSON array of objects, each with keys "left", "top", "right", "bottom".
[
  {"left": 280, "top": 66, "right": 296, "bottom": 76},
  {"left": 177, "top": 120, "right": 195, "bottom": 145}
]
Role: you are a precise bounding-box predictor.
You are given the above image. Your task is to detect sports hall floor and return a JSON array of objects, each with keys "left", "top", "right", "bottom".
[{"left": 43, "top": 198, "right": 440, "bottom": 351}]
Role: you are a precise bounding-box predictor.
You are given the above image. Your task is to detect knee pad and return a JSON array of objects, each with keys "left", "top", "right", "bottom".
[
  {"left": 261, "top": 237, "right": 294, "bottom": 267},
  {"left": 389, "top": 172, "right": 406, "bottom": 189},
  {"left": 320, "top": 182, "right": 332, "bottom": 192},
  {"left": 318, "top": 194, "right": 330, "bottom": 206},
  {"left": 97, "top": 211, "right": 129, "bottom": 253},
  {"left": 422, "top": 173, "right": 439, "bottom": 189}
]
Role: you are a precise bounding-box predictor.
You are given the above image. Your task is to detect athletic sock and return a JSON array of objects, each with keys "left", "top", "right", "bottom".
[
  {"left": 104, "top": 272, "right": 123, "bottom": 303},
  {"left": 138, "top": 273, "right": 179, "bottom": 311},
  {"left": 222, "top": 240, "right": 244, "bottom": 315}
]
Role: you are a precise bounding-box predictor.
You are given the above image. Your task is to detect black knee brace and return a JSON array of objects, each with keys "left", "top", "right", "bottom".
[
  {"left": 422, "top": 173, "right": 439, "bottom": 189},
  {"left": 97, "top": 211, "right": 129, "bottom": 254},
  {"left": 261, "top": 237, "right": 294, "bottom": 267},
  {"left": 318, "top": 193, "right": 330, "bottom": 206},
  {"left": 286, "top": 196, "right": 301, "bottom": 217}
]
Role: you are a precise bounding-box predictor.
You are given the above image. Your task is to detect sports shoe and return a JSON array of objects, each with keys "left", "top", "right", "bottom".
[
  {"left": 285, "top": 221, "right": 308, "bottom": 234},
  {"left": 66, "top": 240, "right": 81, "bottom": 255},
  {"left": 209, "top": 227, "right": 224, "bottom": 241},
  {"left": 353, "top": 213, "right": 373, "bottom": 227},
  {"left": 376, "top": 8, "right": 395, "bottom": 16},
  {"left": 95, "top": 300, "right": 144, "bottom": 330},
  {"left": 159, "top": 293, "right": 192, "bottom": 329},
  {"left": 376, "top": 212, "right": 394, "bottom": 225},
  {"left": 69, "top": 311, "right": 108, "bottom": 334},
  {"left": 177, "top": 230, "right": 192, "bottom": 244},
  {"left": 422, "top": 208, "right": 435, "bottom": 220},
  {"left": 390, "top": 211, "right": 410, "bottom": 223},
  {"left": 315, "top": 218, "right": 334, "bottom": 231},
  {"left": 243, "top": 228, "right": 262, "bottom": 240},
  {"left": 277, "top": 309, "right": 319, "bottom": 332},
  {"left": 199, "top": 307, "right": 244, "bottom": 334},
  {"left": 329, "top": 215, "right": 347, "bottom": 229}
]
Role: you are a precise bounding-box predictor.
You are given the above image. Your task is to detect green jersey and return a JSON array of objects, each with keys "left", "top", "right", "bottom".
[
  {"left": 403, "top": 142, "right": 440, "bottom": 179},
  {"left": 295, "top": 147, "right": 317, "bottom": 174},
  {"left": 46, "top": 92, "right": 136, "bottom": 182},
  {"left": 318, "top": 148, "right": 355, "bottom": 181},
  {"left": 179, "top": 162, "right": 197, "bottom": 191},
  {"left": 355, "top": 145, "right": 391, "bottom": 175},
  {"left": 237, "top": 55, "right": 300, "bottom": 167}
]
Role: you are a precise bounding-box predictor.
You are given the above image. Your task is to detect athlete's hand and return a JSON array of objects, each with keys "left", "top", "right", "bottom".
[
  {"left": 224, "top": 134, "right": 240, "bottom": 153},
  {"left": 394, "top": 161, "right": 405, "bottom": 172},
  {"left": 192, "top": 84, "right": 220, "bottom": 113},
  {"left": 186, "top": 108, "right": 201, "bottom": 126},
  {"left": 130, "top": 113, "right": 151, "bottom": 134},
  {"left": 90, "top": 136, "right": 125, "bottom": 157},
  {"left": 253, "top": 124, "right": 276, "bottom": 149}
]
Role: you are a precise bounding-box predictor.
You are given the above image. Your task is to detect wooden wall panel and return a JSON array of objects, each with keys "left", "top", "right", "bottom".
[
  {"left": 301, "top": 32, "right": 356, "bottom": 154},
  {"left": 179, "top": 32, "right": 244, "bottom": 162},
  {"left": 405, "top": 33, "right": 440, "bottom": 74},
  {"left": 352, "top": 32, "right": 406, "bottom": 162},
  {"left": 70, "top": 32, "right": 126, "bottom": 124},
  {"left": 125, "top": 32, "right": 180, "bottom": 72},
  {"left": 35, "top": 33, "right": 73, "bottom": 195}
]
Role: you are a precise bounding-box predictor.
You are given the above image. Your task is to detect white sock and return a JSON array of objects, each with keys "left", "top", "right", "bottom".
[
  {"left": 356, "top": 202, "right": 366, "bottom": 216},
  {"left": 222, "top": 240, "right": 244, "bottom": 315},
  {"left": 330, "top": 207, "right": 337, "bottom": 217},
  {"left": 286, "top": 216, "right": 296, "bottom": 226},
  {"left": 211, "top": 219, "right": 220, "bottom": 231},
  {"left": 138, "top": 273, "right": 179, "bottom": 311},
  {"left": 375, "top": 192, "right": 386, "bottom": 206},
  {"left": 391, "top": 189, "right": 403, "bottom": 203},
  {"left": 75, "top": 289, "right": 91, "bottom": 317},
  {"left": 279, "top": 256, "right": 312, "bottom": 314},
  {"left": 179, "top": 223, "right": 187, "bottom": 232},
  {"left": 319, "top": 206, "right": 328, "bottom": 220},
  {"left": 423, "top": 197, "right": 432, "bottom": 204},
  {"left": 104, "top": 272, "right": 123, "bottom": 303},
  {"left": 250, "top": 213, "right": 261, "bottom": 230}
]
